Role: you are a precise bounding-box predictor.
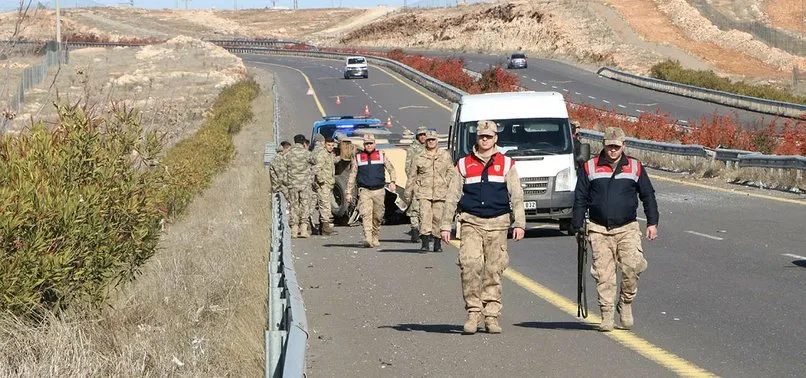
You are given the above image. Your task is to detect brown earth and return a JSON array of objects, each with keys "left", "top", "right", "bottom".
[
  {"left": 1, "top": 1, "right": 804, "bottom": 84},
  {"left": 2, "top": 36, "right": 246, "bottom": 150},
  {"left": 603, "top": 0, "right": 787, "bottom": 77},
  {"left": 766, "top": 0, "right": 806, "bottom": 32}
]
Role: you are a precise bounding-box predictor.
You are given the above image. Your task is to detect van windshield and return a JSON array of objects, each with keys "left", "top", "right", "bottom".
[
  {"left": 458, "top": 118, "right": 572, "bottom": 156},
  {"left": 347, "top": 58, "right": 366, "bottom": 65}
]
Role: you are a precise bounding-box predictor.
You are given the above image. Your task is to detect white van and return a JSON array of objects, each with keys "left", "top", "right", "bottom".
[{"left": 447, "top": 91, "right": 589, "bottom": 234}]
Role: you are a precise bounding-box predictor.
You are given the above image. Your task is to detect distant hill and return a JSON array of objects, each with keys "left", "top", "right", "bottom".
[{"left": 1, "top": 0, "right": 106, "bottom": 11}]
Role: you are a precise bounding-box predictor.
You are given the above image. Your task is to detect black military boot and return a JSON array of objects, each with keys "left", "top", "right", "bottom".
[
  {"left": 410, "top": 227, "right": 420, "bottom": 243},
  {"left": 419, "top": 235, "right": 431, "bottom": 252},
  {"left": 432, "top": 236, "right": 442, "bottom": 252}
]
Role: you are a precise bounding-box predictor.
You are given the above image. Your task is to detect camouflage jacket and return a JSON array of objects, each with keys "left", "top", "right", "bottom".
[
  {"left": 312, "top": 146, "right": 338, "bottom": 186},
  {"left": 404, "top": 148, "right": 455, "bottom": 201},
  {"left": 405, "top": 141, "right": 425, "bottom": 174},
  {"left": 283, "top": 143, "right": 314, "bottom": 190},
  {"left": 441, "top": 146, "right": 526, "bottom": 231},
  {"left": 269, "top": 152, "right": 288, "bottom": 193}
]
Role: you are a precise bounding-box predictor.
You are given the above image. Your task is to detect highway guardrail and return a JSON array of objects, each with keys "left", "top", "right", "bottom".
[
  {"left": 598, "top": 67, "right": 806, "bottom": 119},
  {"left": 265, "top": 81, "right": 308, "bottom": 378}
]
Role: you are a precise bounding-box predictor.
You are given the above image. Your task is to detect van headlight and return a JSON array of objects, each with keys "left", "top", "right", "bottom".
[{"left": 554, "top": 167, "right": 575, "bottom": 192}]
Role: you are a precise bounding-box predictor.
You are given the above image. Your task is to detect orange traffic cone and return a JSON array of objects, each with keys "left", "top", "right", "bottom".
[
  {"left": 336, "top": 96, "right": 341, "bottom": 105},
  {"left": 385, "top": 117, "right": 393, "bottom": 128},
  {"left": 363, "top": 104, "right": 370, "bottom": 116}
]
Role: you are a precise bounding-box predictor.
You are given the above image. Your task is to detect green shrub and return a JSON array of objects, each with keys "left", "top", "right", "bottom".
[
  {"left": 0, "top": 78, "right": 260, "bottom": 318},
  {"left": 0, "top": 104, "right": 164, "bottom": 316},
  {"left": 649, "top": 60, "right": 806, "bottom": 105},
  {"left": 156, "top": 79, "right": 259, "bottom": 217}
]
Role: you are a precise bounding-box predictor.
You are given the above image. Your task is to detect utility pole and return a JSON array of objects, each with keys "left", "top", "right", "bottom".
[{"left": 55, "top": 0, "right": 61, "bottom": 48}]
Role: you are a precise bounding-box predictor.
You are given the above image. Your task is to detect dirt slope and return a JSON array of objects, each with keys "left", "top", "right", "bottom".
[
  {"left": 766, "top": 0, "right": 805, "bottom": 32},
  {"left": 2, "top": 1, "right": 803, "bottom": 84}
]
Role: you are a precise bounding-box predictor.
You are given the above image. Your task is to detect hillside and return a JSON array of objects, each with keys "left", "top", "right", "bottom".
[{"left": 2, "top": 1, "right": 804, "bottom": 88}]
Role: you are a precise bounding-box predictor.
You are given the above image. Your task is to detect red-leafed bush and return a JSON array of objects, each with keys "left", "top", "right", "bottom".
[{"left": 477, "top": 66, "right": 518, "bottom": 93}]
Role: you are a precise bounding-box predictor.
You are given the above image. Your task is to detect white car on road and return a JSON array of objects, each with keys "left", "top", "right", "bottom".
[{"left": 343, "top": 56, "right": 369, "bottom": 79}]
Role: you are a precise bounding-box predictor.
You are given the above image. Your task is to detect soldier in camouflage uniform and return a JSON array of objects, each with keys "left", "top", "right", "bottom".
[
  {"left": 284, "top": 134, "right": 315, "bottom": 239},
  {"left": 346, "top": 133, "right": 397, "bottom": 248},
  {"left": 441, "top": 121, "right": 526, "bottom": 335},
  {"left": 405, "top": 130, "right": 454, "bottom": 253},
  {"left": 404, "top": 126, "right": 428, "bottom": 242},
  {"left": 269, "top": 141, "right": 292, "bottom": 198},
  {"left": 572, "top": 127, "right": 659, "bottom": 332},
  {"left": 312, "top": 134, "right": 340, "bottom": 236}
]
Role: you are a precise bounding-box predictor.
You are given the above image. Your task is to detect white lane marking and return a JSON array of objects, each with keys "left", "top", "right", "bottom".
[
  {"left": 629, "top": 102, "right": 658, "bottom": 106},
  {"left": 522, "top": 75, "right": 529, "bottom": 78},
  {"left": 398, "top": 105, "right": 430, "bottom": 110},
  {"left": 685, "top": 230, "right": 724, "bottom": 241},
  {"left": 531, "top": 78, "right": 537, "bottom": 82},
  {"left": 562, "top": 88, "right": 569, "bottom": 92},
  {"left": 551, "top": 85, "right": 558, "bottom": 89},
  {"left": 574, "top": 91, "right": 582, "bottom": 95},
  {"left": 783, "top": 253, "right": 806, "bottom": 260},
  {"left": 636, "top": 109, "right": 644, "bottom": 113},
  {"left": 588, "top": 95, "right": 596, "bottom": 100},
  {"left": 618, "top": 104, "right": 627, "bottom": 108},
  {"left": 602, "top": 100, "right": 611, "bottom": 104},
  {"left": 541, "top": 82, "right": 547, "bottom": 85}
]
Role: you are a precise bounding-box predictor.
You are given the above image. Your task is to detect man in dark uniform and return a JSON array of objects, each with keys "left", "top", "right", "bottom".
[{"left": 572, "top": 127, "right": 659, "bottom": 332}]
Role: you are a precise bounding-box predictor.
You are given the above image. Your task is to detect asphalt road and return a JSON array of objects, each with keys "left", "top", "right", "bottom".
[
  {"left": 399, "top": 50, "right": 788, "bottom": 128},
  {"left": 243, "top": 54, "right": 806, "bottom": 377}
]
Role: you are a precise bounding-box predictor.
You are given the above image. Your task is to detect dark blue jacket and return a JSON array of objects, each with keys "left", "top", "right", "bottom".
[
  {"left": 457, "top": 152, "right": 513, "bottom": 218},
  {"left": 572, "top": 152, "right": 659, "bottom": 230},
  {"left": 356, "top": 150, "right": 386, "bottom": 190}
]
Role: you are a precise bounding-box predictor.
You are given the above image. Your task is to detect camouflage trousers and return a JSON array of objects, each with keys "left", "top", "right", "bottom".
[
  {"left": 458, "top": 223, "right": 509, "bottom": 318},
  {"left": 288, "top": 187, "right": 313, "bottom": 227},
  {"left": 587, "top": 221, "right": 648, "bottom": 312},
  {"left": 407, "top": 197, "right": 420, "bottom": 229},
  {"left": 358, "top": 188, "right": 385, "bottom": 241},
  {"left": 316, "top": 183, "right": 334, "bottom": 224},
  {"left": 418, "top": 199, "right": 445, "bottom": 237}
]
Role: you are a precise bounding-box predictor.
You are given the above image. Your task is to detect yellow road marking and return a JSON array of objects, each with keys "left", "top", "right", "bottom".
[
  {"left": 253, "top": 54, "right": 720, "bottom": 377},
  {"left": 250, "top": 61, "right": 326, "bottom": 117},
  {"left": 448, "top": 240, "right": 715, "bottom": 377},
  {"left": 371, "top": 65, "right": 452, "bottom": 111},
  {"left": 649, "top": 174, "right": 805, "bottom": 206}
]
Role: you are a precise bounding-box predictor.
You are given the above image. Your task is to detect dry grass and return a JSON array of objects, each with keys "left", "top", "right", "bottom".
[
  {"left": 0, "top": 70, "right": 275, "bottom": 377},
  {"left": 723, "top": 166, "right": 804, "bottom": 191}
]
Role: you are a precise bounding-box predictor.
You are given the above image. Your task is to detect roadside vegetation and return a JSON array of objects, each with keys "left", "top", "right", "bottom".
[
  {"left": 1, "top": 74, "right": 268, "bottom": 375},
  {"left": 650, "top": 60, "right": 806, "bottom": 105}
]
